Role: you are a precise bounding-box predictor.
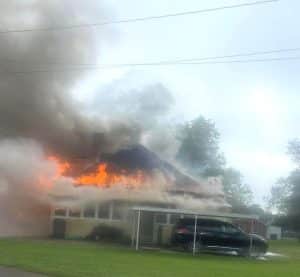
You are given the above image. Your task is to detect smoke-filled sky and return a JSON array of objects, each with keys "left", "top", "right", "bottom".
[
  {"left": 74, "top": 0, "right": 300, "bottom": 205},
  {"left": 0, "top": 0, "right": 299, "bottom": 206}
]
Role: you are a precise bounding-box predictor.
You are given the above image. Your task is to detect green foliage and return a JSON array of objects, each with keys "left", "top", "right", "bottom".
[
  {"left": 286, "top": 170, "right": 300, "bottom": 231},
  {"left": 286, "top": 140, "right": 300, "bottom": 231},
  {"left": 222, "top": 168, "right": 253, "bottom": 205},
  {"left": 268, "top": 171, "right": 300, "bottom": 232},
  {"left": 176, "top": 116, "right": 254, "bottom": 211},
  {"left": 86, "top": 224, "right": 130, "bottom": 244},
  {"left": 270, "top": 139, "right": 300, "bottom": 232},
  {"left": 288, "top": 139, "right": 300, "bottom": 165},
  {"left": 267, "top": 178, "right": 292, "bottom": 214},
  {"left": 222, "top": 168, "right": 253, "bottom": 211},
  {"left": 176, "top": 116, "right": 224, "bottom": 177}
]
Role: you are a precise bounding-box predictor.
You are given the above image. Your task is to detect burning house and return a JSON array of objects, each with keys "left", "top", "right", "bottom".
[
  {"left": 0, "top": 1, "right": 230, "bottom": 242},
  {"left": 49, "top": 143, "right": 229, "bottom": 243}
]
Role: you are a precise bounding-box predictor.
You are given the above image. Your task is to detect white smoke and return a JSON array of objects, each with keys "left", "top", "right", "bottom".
[
  {"left": 0, "top": 139, "right": 54, "bottom": 236},
  {"left": 88, "top": 74, "right": 180, "bottom": 162}
]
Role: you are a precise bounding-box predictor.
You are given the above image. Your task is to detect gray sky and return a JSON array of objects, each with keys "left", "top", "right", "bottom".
[{"left": 72, "top": 0, "right": 300, "bottom": 205}]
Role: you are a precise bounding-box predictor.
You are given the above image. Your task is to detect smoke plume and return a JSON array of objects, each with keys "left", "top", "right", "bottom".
[
  {"left": 89, "top": 74, "right": 179, "bottom": 161},
  {"left": 0, "top": 0, "right": 137, "bottom": 236},
  {"left": 0, "top": 0, "right": 141, "bottom": 157},
  {"left": 0, "top": 1, "right": 226, "bottom": 237},
  {"left": 0, "top": 139, "right": 52, "bottom": 236}
]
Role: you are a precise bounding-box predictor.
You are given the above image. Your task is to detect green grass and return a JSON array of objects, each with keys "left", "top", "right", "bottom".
[{"left": 0, "top": 239, "right": 299, "bottom": 277}]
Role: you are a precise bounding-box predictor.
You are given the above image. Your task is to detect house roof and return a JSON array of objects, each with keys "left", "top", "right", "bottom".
[{"left": 101, "top": 144, "right": 224, "bottom": 197}]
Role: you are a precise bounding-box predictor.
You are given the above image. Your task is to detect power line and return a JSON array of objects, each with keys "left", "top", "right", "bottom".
[
  {"left": 2, "top": 55, "right": 300, "bottom": 76},
  {"left": 168, "top": 47, "right": 300, "bottom": 63},
  {"left": 0, "top": 0, "right": 278, "bottom": 34},
  {"left": 186, "top": 56, "right": 300, "bottom": 64},
  {"left": 2, "top": 46, "right": 299, "bottom": 67}
]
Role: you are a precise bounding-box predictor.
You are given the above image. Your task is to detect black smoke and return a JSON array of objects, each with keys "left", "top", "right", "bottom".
[{"left": 0, "top": 1, "right": 142, "bottom": 158}]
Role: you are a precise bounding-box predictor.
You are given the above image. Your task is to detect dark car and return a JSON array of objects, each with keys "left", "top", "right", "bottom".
[{"left": 172, "top": 218, "right": 268, "bottom": 256}]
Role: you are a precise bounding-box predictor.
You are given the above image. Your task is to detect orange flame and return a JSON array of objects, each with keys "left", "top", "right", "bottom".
[
  {"left": 46, "top": 155, "right": 146, "bottom": 189},
  {"left": 37, "top": 156, "right": 71, "bottom": 191},
  {"left": 48, "top": 156, "right": 71, "bottom": 177},
  {"left": 75, "top": 163, "right": 145, "bottom": 188}
]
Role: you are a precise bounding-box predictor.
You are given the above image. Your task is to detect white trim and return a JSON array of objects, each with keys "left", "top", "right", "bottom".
[
  {"left": 249, "top": 219, "right": 254, "bottom": 255},
  {"left": 51, "top": 215, "right": 123, "bottom": 223},
  {"left": 131, "top": 206, "right": 258, "bottom": 220},
  {"left": 109, "top": 202, "right": 113, "bottom": 220},
  {"left": 66, "top": 207, "right": 70, "bottom": 217},
  {"left": 51, "top": 213, "right": 124, "bottom": 222},
  {"left": 135, "top": 209, "right": 141, "bottom": 251},
  {"left": 95, "top": 203, "right": 99, "bottom": 219},
  {"left": 167, "top": 214, "right": 171, "bottom": 224},
  {"left": 192, "top": 215, "right": 198, "bottom": 256}
]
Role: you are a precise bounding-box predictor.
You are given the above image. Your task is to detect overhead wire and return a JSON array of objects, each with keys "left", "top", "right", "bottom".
[
  {"left": 2, "top": 55, "right": 300, "bottom": 76},
  {"left": 0, "top": 0, "right": 278, "bottom": 34},
  {"left": 0, "top": 0, "right": 283, "bottom": 76},
  {"left": 1, "top": 46, "right": 299, "bottom": 67}
]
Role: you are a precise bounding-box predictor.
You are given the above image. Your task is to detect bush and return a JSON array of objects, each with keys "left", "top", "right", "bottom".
[{"left": 86, "top": 224, "right": 130, "bottom": 244}]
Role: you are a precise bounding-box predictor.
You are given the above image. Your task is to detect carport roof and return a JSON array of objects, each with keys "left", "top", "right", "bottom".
[{"left": 131, "top": 206, "right": 258, "bottom": 220}]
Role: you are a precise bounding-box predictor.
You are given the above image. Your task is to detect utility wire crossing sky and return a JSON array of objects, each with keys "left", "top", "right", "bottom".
[{"left": 0, "top": 0, "right": 278, "bottom": 34}]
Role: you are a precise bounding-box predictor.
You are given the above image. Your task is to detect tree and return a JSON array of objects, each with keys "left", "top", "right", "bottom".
[
  {"left": 222, "top": 168, "right": 253, "bottom": 211},
  {"left": 247, "top": 204, "right": 273, "bottom": 223},
  {"left": 267, "top": 177, "right": 292, "bottom": 214},
  {"left": 176, "top": 116, "right": 254, "bottom": 211},
  {"left": 176, "top": 116, "right": 224, "bottom": 177},
  {"left": 270, "top": 139, "right": 300, "bottom": 233},
  {"left": 287, "top": 140, "right": 300, "bottom": 232},
  {"left": 221, "top": 168, "right": 273, "bottom": 220},
  {"left": 288, "top": 139, "right": 300, "bottom": 165},
  {"left": 176, "top": 116, "right": 258, "bottom": 214},
  {"left": 286, "top": 170, "right": 300, "bottom": 232}
]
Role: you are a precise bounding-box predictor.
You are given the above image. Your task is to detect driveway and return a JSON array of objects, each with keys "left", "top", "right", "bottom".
[{"left": 0, "top": 266, "right": 46, "bottom": 276}]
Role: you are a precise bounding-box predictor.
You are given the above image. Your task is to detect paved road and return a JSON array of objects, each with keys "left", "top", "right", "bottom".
[{"left": 0, "top": 266, "right": 46, "bottom": 277}]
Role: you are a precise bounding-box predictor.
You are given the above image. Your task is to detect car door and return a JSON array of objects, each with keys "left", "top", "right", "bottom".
[
  {"left": 218, "top": 223, "right": 249, "bottom": 250},
  {"left": 197, "top": 221, "right": 223, "bottom": 248}
]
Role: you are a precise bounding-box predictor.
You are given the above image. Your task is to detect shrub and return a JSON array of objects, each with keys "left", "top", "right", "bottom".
[{"left": 86, "top": 224, "right": 130, "bottom": 244}]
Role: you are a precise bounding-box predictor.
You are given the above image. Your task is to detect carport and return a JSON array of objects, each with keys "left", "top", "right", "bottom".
[{"left": 131, "top": 206, "right": 258, "bottom": 256}]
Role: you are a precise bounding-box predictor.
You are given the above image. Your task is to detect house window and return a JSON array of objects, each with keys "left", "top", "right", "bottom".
[
  {"left": 83, "top": 205, "right": 96, "bottom": 218},
  {"left": 98, "top": 203, "right": 110, "bottom": 219},
  {"left": 112, "top": 205, "right": 123, "bottom": 220},
  {"left": 54, "top": 208, "right": 66, "bottom": 217},
  {"left": 156, "top": 213, "right": 167, "bottom": 224},
  {"left": 69, "top": 209, "right": 80, "bottom": 218},
  {"left": 170, "top": 214, "right": 181, "bottom": 224}
]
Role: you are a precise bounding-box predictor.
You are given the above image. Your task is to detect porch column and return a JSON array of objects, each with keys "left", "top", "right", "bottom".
[
  {"left": 135, "top": 209, "right": 141, "bottom": 251},
  {"left": 192, "top": 215, "right": 198, "bottom": 256}
]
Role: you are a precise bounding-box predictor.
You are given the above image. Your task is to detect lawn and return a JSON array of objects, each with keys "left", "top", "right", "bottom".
[{"left": 0, "top": 239, "right": 299, "bottom": 277}]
